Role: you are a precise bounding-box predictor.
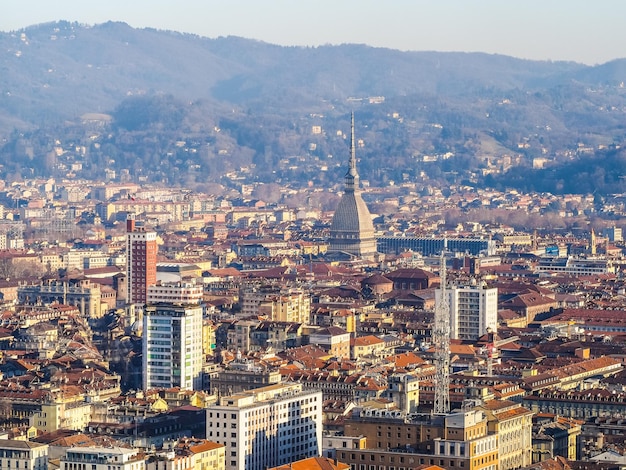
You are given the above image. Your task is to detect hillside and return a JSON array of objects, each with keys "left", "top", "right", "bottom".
[{"left": 0, "top": 21, "right": 626, "bottom": 193}]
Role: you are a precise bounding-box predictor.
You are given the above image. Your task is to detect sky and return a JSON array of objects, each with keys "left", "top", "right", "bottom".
[{"left": 1, "top": 0, "right": 625, "bottom": 66}]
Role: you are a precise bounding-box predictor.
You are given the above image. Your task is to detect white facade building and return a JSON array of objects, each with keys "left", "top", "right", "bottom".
[
  {"left": 0, "top": 440, "right": 48, "bottom": 470},
  {"left": 436, "top": 283, "right": 498, "bottom": 340},
  {"left": 143, "top": 302, "right": 203, "bottom": 390},
  {"left": 60, "top": 447, "right": 144, "bottom": 470},
  {"left": 206, "top": 383, "right": 323, "bottom": 470},
  {"left": 147, "top": 281, "right": 203, "bottom": 305},
  {"left": 536, "top": 256, "right": 613, "bottom": 275}
]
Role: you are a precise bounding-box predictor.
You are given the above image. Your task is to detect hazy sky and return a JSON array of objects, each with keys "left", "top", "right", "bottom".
[{"left": 2, "top": 1, "right": 624, "bottom": 65}]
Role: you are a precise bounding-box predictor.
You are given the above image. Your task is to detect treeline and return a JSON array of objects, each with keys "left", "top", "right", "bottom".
[{"left": 486, "top": 146, "right": 626, "bottom": 195}]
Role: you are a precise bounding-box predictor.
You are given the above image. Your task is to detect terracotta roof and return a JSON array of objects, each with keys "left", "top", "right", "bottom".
[
  {"left": 494, "top": 406, "right": 534, "bottom": 420},
  {"left": 387, "top": 351, "right": 426, "bottom": 368},
  {"left": 204, "top": 268, "right": 243, "bottom": 278},
  {"left": 269, "top": 456, "right": 350, "bottom": 470},
  {"left": 385, "top": 268, "right": 437, "bottom": 279},
  {"left": 314, "top": 326, "right": 349, "bottom": 337},
  {"left": 501, "top": 292, "right": 557, "bottom": 308},
  {"left": 551, "top": 356, "right": 622, "bottom": 380},
  {"left": 176, "top": 438, "right": 224, "bottom": 454},
  {"left": 352, "top": 335, "right": 384, "bottom": 347},
  {"left": 362, "top": 274, "right": 392, "bottom": 286}
]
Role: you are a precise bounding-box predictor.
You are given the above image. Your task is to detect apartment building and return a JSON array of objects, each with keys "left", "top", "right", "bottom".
[
  {"left": 480, "top": 400, "right": 533, "bottom": 469},
  {"left": 126, "top": 214, "right": 158, "bottom": 305},
  {"left": 60, "top": 447, "right": 144, "bottom": 470},
  {"left": 143, "top": 302, "right": 203, "bottom": 390},
  {"left": 0, "top": 440, "right": 48, "bottom": 470},
  {"left": 146, "top": 438, "right": 225, "bottom": 470},
  {"left": 436, "top": 283, "right": 498, "bottom": 340},
  {"left": 147, "top": 280, "right": 203, "bottom": 304},
  {"left": 206, "top": 383, "right": 323, "bottom": 470}
]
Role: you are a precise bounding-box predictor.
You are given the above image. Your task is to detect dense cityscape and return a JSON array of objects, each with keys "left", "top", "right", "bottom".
[
  {"left": 2, "top": 9, "right": 626, "bottom": 470},
  {"left": 0, "top": 103, "right": 620, "bottom": 470}
]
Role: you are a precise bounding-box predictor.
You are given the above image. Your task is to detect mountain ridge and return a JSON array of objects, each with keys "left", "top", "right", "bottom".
[
  {"left": 0, "top": 20, "right": 595, "bottom": 130},
  {"left": 1, "top": 21, "right": 625, "bottom": 194}
]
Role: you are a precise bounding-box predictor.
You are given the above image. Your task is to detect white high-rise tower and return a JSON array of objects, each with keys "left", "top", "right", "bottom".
[
  {"left": 442, "top": 283, "right": 498, "bottom": 341},
  {"left": 142, "top": 302, "right": 203, "bottom": 390}
]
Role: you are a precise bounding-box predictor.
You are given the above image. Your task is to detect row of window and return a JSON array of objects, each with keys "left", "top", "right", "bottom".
[{"left": 340, "top": 453, "right": 470, "bottom": 469}]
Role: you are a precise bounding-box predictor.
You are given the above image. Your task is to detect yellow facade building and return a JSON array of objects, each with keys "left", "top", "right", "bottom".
[{"left": 481, "top": 400, "right": 533, "bottom": 470}]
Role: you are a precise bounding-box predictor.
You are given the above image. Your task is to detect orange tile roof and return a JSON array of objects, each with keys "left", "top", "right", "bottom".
[
  {"left": 269, "top": 456, "right": 350, "bottom": 470},
  {"left": 494, "top": 406, "right": 534, "bottom": 421},
  {"left": 387, "top": 351, "right": 426, "bottom": 368},
  {"left": 353, "top": 335, "right": 384, "bottom": 347}
]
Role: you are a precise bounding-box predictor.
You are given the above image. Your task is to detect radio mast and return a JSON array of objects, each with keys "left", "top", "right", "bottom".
[{"left": 433, "top": 240, "right": 450, "bottom": 415}]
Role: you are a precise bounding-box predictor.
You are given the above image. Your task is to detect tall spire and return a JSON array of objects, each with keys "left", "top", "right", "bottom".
[
  {"left": 328, "top": 112, "right": 378, "bottom": 261},
  {"left": 350, "top": 111, "right": 357, "bottom": 173},
  {"left": 344, "top": 112, "right": 359, "bottom": 193}
]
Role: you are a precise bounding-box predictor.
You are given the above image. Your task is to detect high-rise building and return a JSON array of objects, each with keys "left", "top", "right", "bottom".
[
  {"left": 436, "top": 283, "right": 498, "bottom": 341},
  {"left": 126, "top": 214, "right": 157, "bottom": 305},
  {"left": 206, "top": 383, "right": 323, "bottom": 470},
  {"left": 328, "top": 113, "right": 377, "bottom": 260},
  {"left": 142, "top": 302, "right": 203, "bottom": 390}
]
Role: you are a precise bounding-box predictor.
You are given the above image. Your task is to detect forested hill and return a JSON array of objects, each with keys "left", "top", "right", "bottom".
[{"left": 0, "top": 20, "right": 626, "bottom": 193}]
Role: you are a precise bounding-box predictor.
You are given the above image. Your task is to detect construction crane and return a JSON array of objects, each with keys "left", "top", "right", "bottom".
[
  {"left": 481, "top": 329, "right": 519, "bottom": 376},
  {"left": 433, "top": 241, "right": 450, "bottom": 415}
]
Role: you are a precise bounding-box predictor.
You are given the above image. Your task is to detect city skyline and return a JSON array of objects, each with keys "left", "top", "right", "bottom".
[{"left": 2, "top": 0, "right": 625, "bottom": 65}]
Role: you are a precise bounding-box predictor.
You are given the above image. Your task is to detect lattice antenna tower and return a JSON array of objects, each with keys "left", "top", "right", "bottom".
[{"left": 433, "top": 239, "right": 451, "bottom": 415}]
